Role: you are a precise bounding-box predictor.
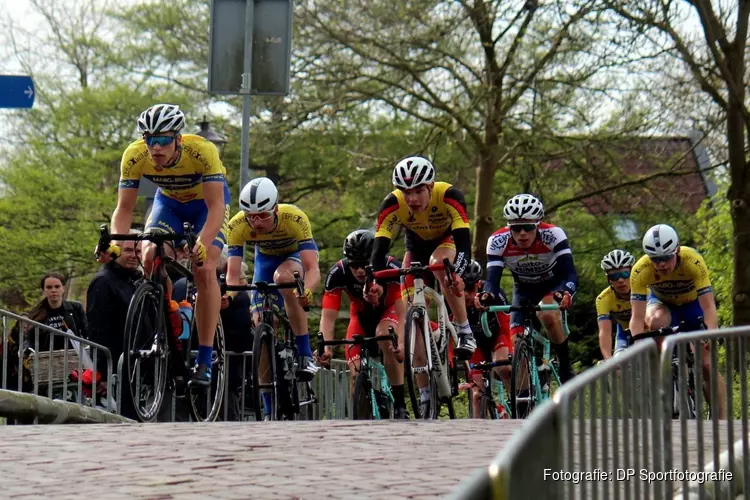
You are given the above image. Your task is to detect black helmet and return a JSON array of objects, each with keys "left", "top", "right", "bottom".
[
  {"left": 343, "top": 229, "right": 375, "bottom": 262},
  {"left": 463, "top": 260, "right": 483, "bottom": 285}
]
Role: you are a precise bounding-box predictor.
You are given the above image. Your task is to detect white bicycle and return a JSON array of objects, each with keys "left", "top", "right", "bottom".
[{"left": 370, "top": 259, "right": 460, "bottom": 419}]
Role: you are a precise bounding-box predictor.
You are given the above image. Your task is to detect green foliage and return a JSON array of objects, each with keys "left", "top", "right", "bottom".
[{"left": 694, "top": 189, "right": 733, "bottom": 326}]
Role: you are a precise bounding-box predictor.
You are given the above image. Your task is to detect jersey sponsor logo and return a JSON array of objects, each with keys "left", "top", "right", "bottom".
[
  {"left": 652, "top": 280, "right": 695, "bottom": 295},
  {"left": 539, "top": 227, "right": 563, "bottom": 248},
  {"left": 182, "top": 144, "right": 210, "bottom": 168},
  {"left": 488, "top": 232, "right": 511, "bottom": 253},
  {"left": 126, "top": 150, "right": 149, "bottom": 167}
]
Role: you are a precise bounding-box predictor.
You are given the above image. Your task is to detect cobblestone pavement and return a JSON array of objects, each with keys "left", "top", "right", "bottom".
[{"left": 0, "top": 420, "right": 524, "bottom": 499}]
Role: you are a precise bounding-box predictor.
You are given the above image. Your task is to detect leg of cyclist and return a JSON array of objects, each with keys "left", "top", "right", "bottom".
[
  {"left": 493, "top": 311, "right": 513, "bottom": 395},
  {"left": 274, "top": 253, "right": 320, "bottom": 381},
  {"left": 430, "top": 243, "right": 476, "bottom": 360},
  {"left": 374, "top": 306, "right": 407, "bottom": 418},
  {"left": 537, "top": 293, "right": 574, "bottom": 383},
  {"left": 345, "top": 315, "right": 366, "bottom": 393}
]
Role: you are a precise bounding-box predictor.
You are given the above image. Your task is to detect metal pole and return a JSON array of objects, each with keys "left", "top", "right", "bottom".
[{"left": 239, "top": 0, "right": 255, "bottom": 205}]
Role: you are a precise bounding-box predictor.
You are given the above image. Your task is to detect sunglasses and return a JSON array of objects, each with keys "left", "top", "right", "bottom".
[
  {"left": 509, "top": 223, "right": 538, "bottom": 233},
  {"left": 245, "top": 211, "right": 274, "bottom": 222},
  {"left": 607, "top": 270, "right": 631, "bottom": 281},
  {"left": 348, "top": 262, "right": 368, "bottom": 270},
  {"left": 650, "top": 254, "right": 675, "bottom": 263},
  {"left": 144, "top": 135, "right": 177, "bottom": 147}
]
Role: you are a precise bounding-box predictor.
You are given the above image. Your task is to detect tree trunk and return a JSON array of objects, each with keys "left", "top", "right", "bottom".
[
  {"left": 473, "top": 151, "right": 498, "bottom": 267},
  {"left": 728, "top": 113, "right": 750, "bottom": 326}
]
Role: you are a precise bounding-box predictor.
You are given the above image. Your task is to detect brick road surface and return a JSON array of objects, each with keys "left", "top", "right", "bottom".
[
  {"left": 0, "top": 420, "right": 744, "bottom": 499},
  {"left": 0, "top": 420, "right": 524, "bottom": 499}
]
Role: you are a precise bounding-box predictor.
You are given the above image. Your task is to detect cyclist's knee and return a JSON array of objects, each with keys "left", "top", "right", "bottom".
[
  {"left": 537, "top": 310, "right": 559, "bottom": 330},
  {"left": 495, "top": 364, "right": 511, "bottom": 380}
]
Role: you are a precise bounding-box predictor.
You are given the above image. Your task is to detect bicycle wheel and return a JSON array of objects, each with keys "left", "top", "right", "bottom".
[
  {"left": 124, "top": 281, "right": 168, "bottom": 422},
  {"left": 187, "top": 315, "right": 226, "bottom": 422},
  {"left": 480, "top": 390, "right": 499, "bottom": 420},
  {"left": 252, "top": 323, "right": 277, "bottom": 421},
  {"left": 511, "top": 334, "right": 535, "bottom": 419},
  {"left": 352, "top": 370, "right": 374, "bottom": 420},
  {"left": 404, "top": 307, "right": 439, "bottom": 419}
]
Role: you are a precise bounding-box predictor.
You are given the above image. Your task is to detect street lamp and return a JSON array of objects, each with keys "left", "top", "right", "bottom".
[{"left": 195, "top": 115, "right": 228, "bottom": 158}]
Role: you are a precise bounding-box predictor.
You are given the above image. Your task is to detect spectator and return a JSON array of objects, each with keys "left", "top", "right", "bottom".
[
  {"left": 26, "top": 272, "right": 88, "bottom": 350},
  {"left": 219, "top": 254, "right": 253, "bottom": 420},
  {"left": 86, "top": 239, "right": 143, "bottom": 420}
]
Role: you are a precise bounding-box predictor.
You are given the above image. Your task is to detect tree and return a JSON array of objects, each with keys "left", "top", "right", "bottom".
[
  {"left": 296, "top": 0, "right": 653, "bottom": 262},
  {"left": 605, "top": 1, "right": 750, "bottom": 325}
]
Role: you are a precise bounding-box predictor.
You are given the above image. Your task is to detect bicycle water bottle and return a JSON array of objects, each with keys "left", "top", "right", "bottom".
[{"left": 178, "top": 301, "right": 193, "bottom": 340}]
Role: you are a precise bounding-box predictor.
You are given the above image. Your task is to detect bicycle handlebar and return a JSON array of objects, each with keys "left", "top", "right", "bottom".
[
  {"left": 222, "top": 271, "right": 309, "bottom": 311},
  {"left": 316, "top": 326, "right": 398, "bottom": 358},
  {"left": 97, "top": 223, "right": 198, "bottom": 264},
  {"left": 479, "top": 304, "right": 560, "bottom": 338},
  {"left": 629, "top": 317, "right": 705, "bottom": 343},
  {"left": 469, "top": 358, "right": 512, "bottom": 370}
]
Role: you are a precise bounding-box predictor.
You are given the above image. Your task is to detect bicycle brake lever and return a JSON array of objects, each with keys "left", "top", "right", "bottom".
[
  {"left": 293, "top": 271, "right": 310, "bottom": 312},
  {"left": 442, "top": 258, "right": 454, "bottom": 287},
  {"left": 316, "top": 332, "right": 325, "bottom": 358},
  {"left": 96, "top": 224, "right": 111, "bottom": 258}
]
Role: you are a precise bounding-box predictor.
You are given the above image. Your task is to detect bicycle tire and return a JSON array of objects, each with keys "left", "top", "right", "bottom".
[
  {"left": 404, "top": 306, "right": 439, "bottom": 419},
  {"left": 252, "top": 323, "right": 277, "bottom": 421},
  {"left": 123, "top": 281, "right": 168, "bottom": 422},
  {"left": 511, "top": 334, "right": 535, "bottom": 419},
  {"left": 481, "top": 390, "right": 498, "bottom": 420},
  {"left": 352, "top": 370, "right": 374, "bottom": 420},
  {"left": 187, "top": 315, "right": 226, "bottom": 422}
]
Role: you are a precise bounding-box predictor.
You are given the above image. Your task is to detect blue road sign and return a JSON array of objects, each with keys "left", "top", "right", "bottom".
[{"left": 0, "top": 75, "right": 35, "bottom": 109}]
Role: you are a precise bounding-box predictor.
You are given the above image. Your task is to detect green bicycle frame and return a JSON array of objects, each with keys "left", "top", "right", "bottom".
[{"left": 480, "top": 303, "right": 571, "bottom": 409}]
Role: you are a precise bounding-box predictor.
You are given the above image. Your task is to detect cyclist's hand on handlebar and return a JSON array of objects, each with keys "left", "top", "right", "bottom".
[
  {"left": 388, "top": 340, "right": 405, "bottom": 363},
  {"left": 95, "top": 243, "right": 121, "bottom": 264},
  {"left": 294, "top": 287, "right": 314, "bottom": 308},
  {"left": 553, "top": 291, "right": 573, "bottom": 310},
  {"left": 364, "top": 282, "right": 383, "bottom": 305},
  {"left": 315, "top": 346, "right": 333, "bottom": 368},
  {"left": 192, "top": 238, "right": 207, "bottom": 267},
  {"left": 474, "top": 292, "right": 494, "bottom": 311},
  {"left": 444, "top": 273, "right": 464, "bottom": 297}
]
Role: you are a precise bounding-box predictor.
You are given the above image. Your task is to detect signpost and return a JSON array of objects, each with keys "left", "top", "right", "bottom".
[
  {"left": 208, "top": 0, "right": 293, "bottom": 204},
  {"left": 0, "top": 75, "right": 35, "bottom": 109}
]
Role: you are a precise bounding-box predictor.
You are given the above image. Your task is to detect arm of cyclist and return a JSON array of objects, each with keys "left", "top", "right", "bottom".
[
  {"left": 597, "top": 319, "right": 613, "bottom": 360},
  {"left": 318, "top": 293, "right": 341, "bottom": 366},
  {"left": 296, "top": 248, "right": 320, "bottom": 307},
  {"left": 97, "top": 187, "right": 137, "bottom": 263},
  {"left": 224, "top": 255, "right": 244, "bottom": 301},
  {"left": 476, "top": 258, "right": 504, "bottom": 310},
  {"left": 368, "top": 194, "right": 400, "bottom": 299},
  {"left": 551, "top": 241, "right": 578, "bottom": 309},
  {"left": 629, "top": 299, "right": 647, "bottom": 338},
  {"left": 444, "top": 186, "right": 471, "bottom": 277},
  {"left": 391, "top": 297, "right": 406, "bottom": 362},
  {"left": 698, "top": 292, "right": 719, "bottom": 330},
  {"left": 194, "top": 181, "right": 226, "bottom": 265}
]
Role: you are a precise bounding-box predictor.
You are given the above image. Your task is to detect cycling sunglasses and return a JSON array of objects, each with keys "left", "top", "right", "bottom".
[
  {"left": 650, "top": 254, "right": 675, "bottom": 263},
  {"left": 607, "top": 270, "right": 631, "bottom": 281},
  {"left": 144, "top": 135, "right": 177, "bottom": 147},
  {"left": 509, "top": 223, "right": 539, "bottom": 233},
  {"left": 348, "top": 261, "right": 368, "bottom": 270}
]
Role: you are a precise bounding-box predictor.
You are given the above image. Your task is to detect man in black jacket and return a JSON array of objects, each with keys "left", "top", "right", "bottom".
[{"left": 86, "top": 239, "right": 143, "bottom": 419}]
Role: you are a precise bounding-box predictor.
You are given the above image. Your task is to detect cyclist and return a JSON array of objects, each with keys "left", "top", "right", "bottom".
[
  {"left": 367, "top": 156, "right": 477, "bottom": 359},
  {"left": 629, "top": 224, "right": 727, "bottom": 418},
  {"left": 102, "top": 104, "right": 231, "bottom": 388},
  {"left": 318, "top": 229, "right": 409, "bottom": 419},
  {"left": 596, "top": 249, "right": 635, "bottom": 360},
  {"left": 225, "top": 177, "right": 320, "bottom": 384},
  {"left": 460, "top": 260, "right": 512, "bottom": 418},
  {"left": 479, "top": 194, "right": 577, "bottom": 383}
]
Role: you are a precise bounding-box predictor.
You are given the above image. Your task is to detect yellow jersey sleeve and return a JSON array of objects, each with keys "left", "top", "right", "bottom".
[
  {"left": 119, "top": 140, "right": 149, "bottom": 190},
  {"left": 682, "top": 247, "right": 712, "bottom": 296},
  {"left": 629, "top": 255, "right": 652, "bottom": 301},
  {"left": 226, "top": 211, "right": 251, "bottom": 257},
  {"left": 374, "top": 192, "right": 400, "bottom": 241},
  {"left": 596, "top": 289, "right": 612, "bottom": 320},
  {"left": 442, "top": 185, "right": 470, "bottom": 231}
]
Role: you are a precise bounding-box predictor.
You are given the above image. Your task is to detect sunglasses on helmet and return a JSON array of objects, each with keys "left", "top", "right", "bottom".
[
  {"left": 144, "top": 135, "right": 177, "bottom": 147},
  {"left": 509, "top": 223, "right": 539, "bottom": 233},
  {"left": 607, "top": 270, "right": 631, "bottom": 281}
]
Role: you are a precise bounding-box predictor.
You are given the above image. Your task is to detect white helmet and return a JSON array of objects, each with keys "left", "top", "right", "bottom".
[
  {"left": 392, "top": 156, "right": 435, "bottom": 189},
  {"left": 239, "top": 177, "right": 278, "bottom": 213},
  {"left": 137, "top": 104, "right": 186, "bottom": 134},
  {"left": 601, "top": 249, "right": 635, "bottom": 271},
  {"left": 642, "top": 224, "right": 679, "bottom": 257},
  {"left": 503, "top": 194, "right": 544, "bottom": 221}
]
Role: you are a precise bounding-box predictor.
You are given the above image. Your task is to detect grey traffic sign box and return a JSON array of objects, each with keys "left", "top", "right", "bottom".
[{"left": 208, "top": 0, "right": 293, "bottom": 95}]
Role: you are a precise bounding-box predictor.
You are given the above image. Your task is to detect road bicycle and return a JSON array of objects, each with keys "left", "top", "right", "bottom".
[
  {"left": 97, "top": 223, "right": 225, "bottom": 422},
  {"left": 369, "top": 259, "right": 459, "bottom": 419},
  {"left": 459, "top": 358, "right": 512, "bottom": 419},
  {"left": 316, "top": 327, "right": 398, "bottom": 420},
  {"left": 629, "top": 319, "right": 709, "bottom": 420},
  {"left": 223, "top": 272, "right": 316, "bottom": 421},
  {"left": 481, "top": 301, "right": 567, "bottom": 419}
]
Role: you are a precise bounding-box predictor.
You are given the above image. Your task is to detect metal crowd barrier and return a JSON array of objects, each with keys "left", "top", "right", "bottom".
[
  {"left": 452, "top": 326, "right": 750, "bottom": 499},
  {"left": 1, "top": 309, "right": 116, "bottom": 423}
]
